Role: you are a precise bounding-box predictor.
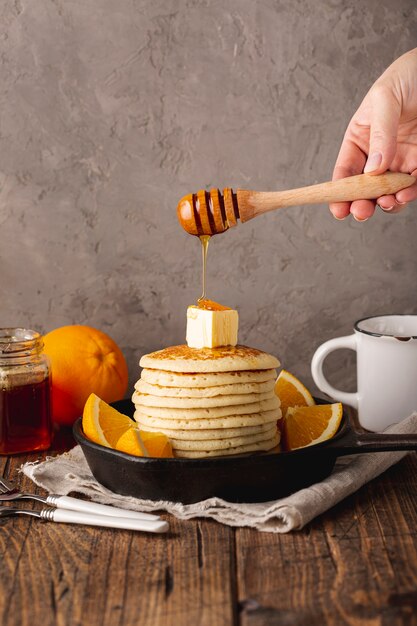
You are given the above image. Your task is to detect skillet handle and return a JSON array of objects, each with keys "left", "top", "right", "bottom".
[
  {"left": 327, "top": 428, "right": 417, "bottom": 456},
  {"left": 355, "top": 432, "right": 417, "bottom": 452}
]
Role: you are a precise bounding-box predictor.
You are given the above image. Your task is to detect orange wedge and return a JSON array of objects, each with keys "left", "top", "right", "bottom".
[
  {"left": 275, "top": 369, "right": 315, "bottom": 418},
  {"left": 82, "top": 393, "right": 134, "bottom": 448},
  {"left": 116, "top": 428, "right": 173, "bottom": 458},
  {"left": 282, "top": 403, "right": 343, "bottom": 451},
  {"left": 141, "top": 431, "right": 173, "bottom": 458},
  {"left": 82, "top": 393, "right": 173, "bottom": 458}
]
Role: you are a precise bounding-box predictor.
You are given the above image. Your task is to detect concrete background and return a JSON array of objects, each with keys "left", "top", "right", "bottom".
[{"left": 1, "top": 0, "right": 417, "bottom": 393}]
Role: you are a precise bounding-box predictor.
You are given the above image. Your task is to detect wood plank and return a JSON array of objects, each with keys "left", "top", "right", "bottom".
[
  {"left": 235, "top": 455, "right": 417, "bottom": 626},
  {"left": 0, "top": 455, "right": 8, "bottom": 475},
  {"left": 322, "top": 456, "right": 417, "bottom": 626},
  {"left": 0, "top": 451, "right": 238, "bottom": 626},
  {"left": 235, "top": 519, "right": 337, "bottom": 625}
]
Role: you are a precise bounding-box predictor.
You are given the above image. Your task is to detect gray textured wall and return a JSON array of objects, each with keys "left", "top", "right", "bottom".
[{"left": 1, "top": 0, "right": 417, "bottom": 393}]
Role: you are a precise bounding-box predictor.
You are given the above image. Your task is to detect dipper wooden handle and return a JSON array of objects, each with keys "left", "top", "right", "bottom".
[{"left": 177, "top": 172, "right": 416, "bottom": 235}]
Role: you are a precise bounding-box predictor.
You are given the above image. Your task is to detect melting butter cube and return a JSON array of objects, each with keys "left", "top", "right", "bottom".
[{"left": 186, "top": 300, "right": 239, "bottom": 349}]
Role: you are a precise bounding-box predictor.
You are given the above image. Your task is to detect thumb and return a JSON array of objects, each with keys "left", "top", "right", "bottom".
[{"left": 364, "top": 87, "right": 400, "bottom": 174}]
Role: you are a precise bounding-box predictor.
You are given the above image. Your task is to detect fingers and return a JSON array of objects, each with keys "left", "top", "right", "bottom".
[
  {"left": 331, "top": 203, "right": 351, "bottom": 220},
  {"left": 377, "top": 194, "right": 397, "bottom": 209},
  {"left": 377, "top": 169, "right": 417, "bottom": 212},
  {"left": 330, "top": 85, "right": 404, "bottom": 222},
  {"left": 375, "top": 194, "right": 404, "bottom": 213},
  {"left": 377, "top": 197, "right": 406, "bottom": 214},
  {"left": 364, "top": 86, "right": 400, "bottom": 174},
  {"left": 395, "top": 174, "right": 417, "bottom": 204},
  {"left": 329, "top": 140, "right": 367, "bottom": 219},
  {"left": 350, "top": 199, "right": 376, "bottom": 221}
]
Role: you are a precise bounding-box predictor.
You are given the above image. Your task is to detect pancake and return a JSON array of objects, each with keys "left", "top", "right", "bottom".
[
  {"left": 141, "top": 368, "right": 277, "bottom": 388},
  {"left": 139, "top": 345, "right": 280, "bottom": 373},
  {"left": 168, "top": 426, "right": 279, "bottom": 451},
  {"left": 134, "top": 342, "right": 282, "bottom": 459},
  {"left": 135, "top": 378, "right": 276, "bottom": 397},
  {"left": 134, "top": 408, "right": 281, "bottom": 430},
  {"left": 133, "top": 396, "right": 280, "bottom": 419},
  {"left": 132, "top": 390, "right": 275, "bottom": 409},
  {"left": 136, "top": 421, "right": 276, "bottom": 440},
  {"left": 173, "top": 431, "right": 280, "bottom": 458}
]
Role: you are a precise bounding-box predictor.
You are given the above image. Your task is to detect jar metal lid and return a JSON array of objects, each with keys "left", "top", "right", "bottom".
[{"left": 0, "top": 328, "right": 43, "bottom": 357}]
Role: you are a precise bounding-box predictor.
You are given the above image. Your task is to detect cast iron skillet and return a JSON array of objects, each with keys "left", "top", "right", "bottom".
[{"left": 73, "top": 398, "right": 417, "bottom": 504}]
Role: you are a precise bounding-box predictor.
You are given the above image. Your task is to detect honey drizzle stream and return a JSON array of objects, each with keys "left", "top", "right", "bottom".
[{"left": 198, "top": 235, "right": 211, "bottom": 303}]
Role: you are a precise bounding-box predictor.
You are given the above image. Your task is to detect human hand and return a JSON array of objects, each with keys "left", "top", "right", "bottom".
[{"left": 330, "top": 48, "right": 417, "bottom": 221}]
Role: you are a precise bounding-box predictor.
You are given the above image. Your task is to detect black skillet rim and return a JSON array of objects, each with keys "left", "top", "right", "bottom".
[{"left": 73, "top": 397, "right": 350, "bottom": 468}]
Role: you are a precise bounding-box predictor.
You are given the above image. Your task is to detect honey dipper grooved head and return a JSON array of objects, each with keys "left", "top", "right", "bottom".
[{"left": 177, "top": 188, "right": 239, "bottom": 236}]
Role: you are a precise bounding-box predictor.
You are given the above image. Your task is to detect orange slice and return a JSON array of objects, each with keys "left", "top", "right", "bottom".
[
  {"left": 116, "top": 428, "right": 173, "bottom": 458},
  {"left": 115, "top": 428, "right": 149, "bottom": 457},
  {"left": 82, "top": 393, "right": 134, "bottom": 448},
  {"left": 82, "top": 393, "right": 173, "bottom": 458},
  {"left": 282, "top": 403, "right": 343, "bottom": 451},
  {"left": 141, "top": 431, "right": 173, "bottom": 458},
  {"left": 275, "top": 369, "right": 315, "bottom": 418}
]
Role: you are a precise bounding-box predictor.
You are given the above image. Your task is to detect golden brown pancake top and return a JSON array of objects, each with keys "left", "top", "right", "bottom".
[
  {"left": 139, "top": 344, "right": 280, "bottom": 373},
  {"left": 144, "top": 344, "right": 270, "bottom": 361}
]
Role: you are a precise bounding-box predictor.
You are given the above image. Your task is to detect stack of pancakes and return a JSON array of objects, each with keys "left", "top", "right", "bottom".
[{"left": 132, "top": 345, "right": 281, "bottom": 458}]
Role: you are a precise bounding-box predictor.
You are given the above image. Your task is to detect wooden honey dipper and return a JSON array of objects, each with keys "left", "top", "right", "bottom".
[{"left": 177, "top": 172, "right": 416, "bottom": 235}]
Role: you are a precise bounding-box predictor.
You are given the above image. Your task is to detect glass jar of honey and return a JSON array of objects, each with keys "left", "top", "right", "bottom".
[{"left": 0, "top": 328, "right": 52, "bottom": 454}]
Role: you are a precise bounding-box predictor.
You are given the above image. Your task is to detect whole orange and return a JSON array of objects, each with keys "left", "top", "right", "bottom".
[{"left": 43, "top": 325, "right": 129, "bottom": 426}]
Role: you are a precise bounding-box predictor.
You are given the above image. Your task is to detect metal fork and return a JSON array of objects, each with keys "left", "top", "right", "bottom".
[
  {"left": 0, "top": 504, "right": 168, "bottom": 532},
  {"left": 0, "top": 476, "right": 161, "bottom": 522}
]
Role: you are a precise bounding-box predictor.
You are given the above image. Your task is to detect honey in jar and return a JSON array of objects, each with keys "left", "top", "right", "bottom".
[{"left": 0, "top": 328, "right": 52, "bottom": 454}]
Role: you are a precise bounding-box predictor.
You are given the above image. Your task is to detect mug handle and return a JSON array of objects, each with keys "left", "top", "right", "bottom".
[{"left": 311, "top": 334, "right": 358, "bottom": 409}]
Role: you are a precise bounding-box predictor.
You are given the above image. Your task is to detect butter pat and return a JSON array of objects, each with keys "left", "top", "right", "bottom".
[{"left": 186, "top": 300, "right": 239, "bottom": 349}]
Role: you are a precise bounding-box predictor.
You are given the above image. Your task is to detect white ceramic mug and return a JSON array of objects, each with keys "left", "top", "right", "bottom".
[{"left": 311, "top": 315, "right": 417, "bottom": 432}]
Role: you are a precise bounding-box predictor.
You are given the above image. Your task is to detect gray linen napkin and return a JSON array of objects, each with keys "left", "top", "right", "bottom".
[{"left": 21, "top": 413, "right": 417, "bottom": 533}]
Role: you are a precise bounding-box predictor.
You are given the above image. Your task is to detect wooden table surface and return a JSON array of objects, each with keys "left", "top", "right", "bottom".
[{"left": 1, "top": 430, "right": 417, "bottom": 626}]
